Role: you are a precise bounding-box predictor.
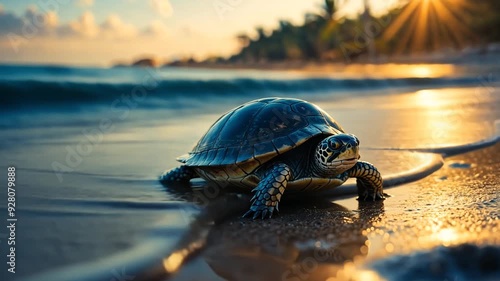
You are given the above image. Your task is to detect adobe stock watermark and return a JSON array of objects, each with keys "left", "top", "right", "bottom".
[
  {"left": 51, "top": 68, "right": 160, "bottom": 182},
  {"left": 212, "top": 0, "right": 245, "bottom": 21},
  {"left": 110, "top": 267, "right": 135, "bottom": 281},
  {"left": 8, "top": 0, "right": 72, "bottom": 53},
  {"left": 476, "top": 73, "right": 496, "bottom": 95}
]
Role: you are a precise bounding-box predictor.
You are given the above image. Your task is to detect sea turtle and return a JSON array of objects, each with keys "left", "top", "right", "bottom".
[{"left": 160, "top": 98, "right": 384, "bottom": 219}]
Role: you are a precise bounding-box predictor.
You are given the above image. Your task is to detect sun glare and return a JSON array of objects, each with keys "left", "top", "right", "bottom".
[
  {"left": 435, "top": 228, "right": 460, "bottom": 246},
  {"left": 411, "top": 66, "right": 432, "bottom": 77},
  {"left": 416, "top": 89, "right": 441, "bottom": 107},
  {"left": 383, "top": 0, "right": 475, "bottom": 54}
]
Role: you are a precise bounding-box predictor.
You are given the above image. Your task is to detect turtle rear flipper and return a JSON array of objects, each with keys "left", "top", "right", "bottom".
[
  {"left": 243, "top": 163, "right": 291, "bottom": 219},
  {"left": 159, "top": 165, "right": 198, "bottom": 186}
]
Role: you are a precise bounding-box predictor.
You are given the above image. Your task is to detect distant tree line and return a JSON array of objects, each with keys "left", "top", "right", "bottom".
[{"left": 222, "top": 0, "right": 500, "bottom": 64}]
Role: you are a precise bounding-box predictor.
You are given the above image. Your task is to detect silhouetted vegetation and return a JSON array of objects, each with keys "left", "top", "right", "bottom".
[
  {"left": 225, "top": 0, "right": 500, "bottom": 64},
  {"left": 472, "top": 0, "right": 500, "bottom": 42}
]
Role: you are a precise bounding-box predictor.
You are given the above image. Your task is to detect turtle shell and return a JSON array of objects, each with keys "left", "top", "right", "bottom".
[{"left": 181, "top": 98, "right": 344, "bottom": 166}]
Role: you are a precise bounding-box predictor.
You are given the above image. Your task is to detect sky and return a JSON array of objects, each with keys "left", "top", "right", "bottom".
[{"left": 0, "top": 0, "right": 401, "bottom": 66}]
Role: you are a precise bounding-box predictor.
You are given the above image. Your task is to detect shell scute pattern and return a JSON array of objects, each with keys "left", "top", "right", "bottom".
[
  {"left": 291, "top": 101, "right": 323, "bottom": 116},
  {"left": 184, "top": 98, "right": 344, "bottom": 167},
  {"left": 212, "top": 148, "right": 228, "bottom": 165},
  {"left": 221, "top": 147, "right": 239, "bottom": 165},
  {"left": 236, "top": 145, "right": 254, "bottom": 164},
  {"left": 287, "top": 129, "right": 312, "bottom": 146},
  {"left": 216, "top": 101, "right": 264, "bottom": 148},
  {"left": 204, "top": 149, "right": 217, "bottom": 166},
  {"left": 271, "top": 136, "right": 296, "bottom": 154},
  {"left": 254, "top": 143, "right": 273, "bottom": 160},
  {"left": 245, "top": 102, "right": 307, "bottom": 143},
  {"left": 195, "top": 110, "right": 234, "bottom": 152}
]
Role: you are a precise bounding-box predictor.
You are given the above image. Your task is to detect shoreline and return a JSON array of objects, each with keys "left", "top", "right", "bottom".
[{"left": 119, "top": 50, "right": 500, "bottom": 72}]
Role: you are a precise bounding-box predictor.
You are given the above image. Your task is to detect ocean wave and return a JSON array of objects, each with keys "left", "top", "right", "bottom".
[{"left": 0, "top": 76, "right": 478, "bottom": 109}]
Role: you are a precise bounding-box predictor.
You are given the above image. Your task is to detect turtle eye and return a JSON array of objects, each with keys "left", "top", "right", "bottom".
[{"left": 329, "top": 141, "right": 341, "bottom": 150}]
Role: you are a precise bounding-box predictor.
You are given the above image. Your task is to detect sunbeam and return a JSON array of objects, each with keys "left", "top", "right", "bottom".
[{"left": 383, "top": 0, "right": 477, "bottom": 54}]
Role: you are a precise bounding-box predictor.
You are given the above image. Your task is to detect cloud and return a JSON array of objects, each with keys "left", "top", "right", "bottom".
[
  {"left": 100, "top": 14, "right": 138, "bottom": 39},
  {"left": 0, "top": 5, "right": 178, "bottom": 62},
  {"left": 58, "top": 12, "right": 141, "bottom": 40},
  {"left": 180, "top": 25, "right": 198, "bottom": 37},
  {"left": 141, "top": 20, "right": 168, "bottom": 37},
  {"left": 0, "top": 6, "right": 58, "bottom": 36},
  {"left": 78, "top": 0, "right": 94, "bottom": 7},
  {"left": 150, "top": 0, "right": 173, "bottom": 18},
  {"left": 58, "top": 11, "right": 99, "bottom": 38},
  {"left": 0, "top": 11, "right": 23, "bottom": 36},
  {"left": 0, "top": 6, "right": 172, "bottom": 42},
  {"left": 0, "top": 6, "right": 167, "bottom": 41},
  {"left": 25, "top": 6, "right": 58, "bottom": 29}
]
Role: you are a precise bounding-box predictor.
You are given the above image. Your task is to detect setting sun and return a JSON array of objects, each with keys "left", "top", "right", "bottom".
[{"left": 383, "top": 0, "right": 476, "bottom": 54}]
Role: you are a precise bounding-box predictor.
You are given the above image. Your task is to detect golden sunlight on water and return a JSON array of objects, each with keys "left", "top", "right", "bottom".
[
  {"left": 300, "top": 63, "right": 458, "bottom": 79},
  {"left": 337, "top": 63, "right": 457, "bottom": 78},
  {"left": 385, "top": 64, "right": 456, "bottom": 78},
  {"left": 435, "top": 228, "right": 460, "bottom": 246},
  {"left": 416, "top": 89, "right": 444, "bottom": 107},
  {"left": 402, "top": 87, "right": 494, "bottom": 146},
  {"left": 410, "top": 66, "right": 433, "bottom": 78}
]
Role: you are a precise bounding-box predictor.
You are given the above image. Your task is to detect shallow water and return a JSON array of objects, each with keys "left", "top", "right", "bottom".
[{"left": 0, "top": 63, "right": 499, "bottom": 281}]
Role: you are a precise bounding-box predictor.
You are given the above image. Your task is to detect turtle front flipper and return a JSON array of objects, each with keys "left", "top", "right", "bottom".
[
  {"left": 159, "top": 165, "right": 198, "bottom": 186},
  {"left": 347, "top": 161, "right": 384, "bottom": 201},
  {"left": 243, "top": 163, "right": 291, "bottom": 219}
]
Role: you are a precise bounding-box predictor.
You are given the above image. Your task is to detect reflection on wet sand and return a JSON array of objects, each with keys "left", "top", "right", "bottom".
[
  {"left": 204, "top": 201, "right": 383, "bottom": 281},
  {"left": 160, "top": 184, "right": 385, "bottom": 281}
]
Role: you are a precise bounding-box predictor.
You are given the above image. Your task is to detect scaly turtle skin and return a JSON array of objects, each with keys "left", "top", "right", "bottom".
[{"left": 160, "top": 98, "right": 384, "bottom": 219}]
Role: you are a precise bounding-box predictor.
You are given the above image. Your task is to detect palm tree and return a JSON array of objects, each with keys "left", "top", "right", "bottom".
[
  {"left": 236, "top": 33, "right": 250, "bottom": 48},
  {"left": 255, "top": 27, "right": 266, "bottom": 41},
  {"left": 318, "top": 0, "right": 342, "bottom": 58},
  {"left": 323, "top": 0, "right": 338, "bottom": 21}
]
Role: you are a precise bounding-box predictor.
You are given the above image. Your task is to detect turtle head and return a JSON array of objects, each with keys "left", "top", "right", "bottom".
[{"left": 314, "top": 134, "right": 360, "bottom": 176}]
